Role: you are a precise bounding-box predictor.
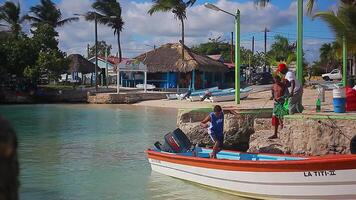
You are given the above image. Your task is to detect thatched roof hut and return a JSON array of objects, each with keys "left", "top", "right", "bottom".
[
  {"left": 135, "top": 43, "right": 227, "bottom": 73},
  {"left": 67, "top": 54, "right": 100, "bottom": 74}
]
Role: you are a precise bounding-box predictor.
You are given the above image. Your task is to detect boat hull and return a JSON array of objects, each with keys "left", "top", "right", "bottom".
[
  {"left": 209, "top": 92, "right": 249, "bottom": 102},
  {"left": 146, "top": 150, "right": 356, "bottom": 200}
]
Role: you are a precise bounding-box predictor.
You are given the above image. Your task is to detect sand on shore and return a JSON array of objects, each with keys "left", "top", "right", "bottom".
[{"left": 133, "top": 87, "right": 335, "bottom": 113}]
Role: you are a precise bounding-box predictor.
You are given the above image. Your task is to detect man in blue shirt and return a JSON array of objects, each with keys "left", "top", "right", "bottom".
[{"left": 200, "top": 105, "right": 224, "bottom": 159}]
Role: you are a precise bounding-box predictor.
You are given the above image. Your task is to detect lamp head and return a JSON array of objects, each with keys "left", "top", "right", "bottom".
[{"left": 204, "top": 3, "right": 221, "bottom": 12}]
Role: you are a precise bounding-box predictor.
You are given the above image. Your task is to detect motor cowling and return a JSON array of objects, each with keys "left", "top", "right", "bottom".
[{"left": 351, "top": 135, "right": 356, "bottom": 154}]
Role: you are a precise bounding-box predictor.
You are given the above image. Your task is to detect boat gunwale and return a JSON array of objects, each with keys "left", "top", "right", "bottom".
[{"left": 146, "top": 149, "right": 356, "bottom": 172}]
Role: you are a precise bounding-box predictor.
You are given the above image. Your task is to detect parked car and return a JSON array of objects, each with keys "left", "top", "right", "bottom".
[
  {"left": 252, "top": 72, "right": 273, "bottom": 85},
  {"left": 322, "top": 69, "right": 342, "bottom": 81}
]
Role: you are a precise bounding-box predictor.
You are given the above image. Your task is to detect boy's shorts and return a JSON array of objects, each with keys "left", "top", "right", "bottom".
[{"left": 272, "top": 115, "right": 280, "bottom": 127}]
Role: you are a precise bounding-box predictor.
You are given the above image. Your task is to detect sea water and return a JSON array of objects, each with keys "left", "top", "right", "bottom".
[{"left": 0, "top": 104, "right": 244, "bottom": 200}]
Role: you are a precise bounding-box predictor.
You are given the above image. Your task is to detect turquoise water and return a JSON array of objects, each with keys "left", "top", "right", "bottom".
[{"left": 0, "top": 104, "right": 243, "bottom": 200}]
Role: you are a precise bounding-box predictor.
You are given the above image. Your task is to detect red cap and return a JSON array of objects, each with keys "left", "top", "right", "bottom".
[{"left": 277, "top": 63, "right": 287, "bottom": 72}]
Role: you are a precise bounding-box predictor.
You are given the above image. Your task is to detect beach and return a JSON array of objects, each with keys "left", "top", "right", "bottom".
[{"left": 134, "top": 87, "right": 335, "bottom": 113}]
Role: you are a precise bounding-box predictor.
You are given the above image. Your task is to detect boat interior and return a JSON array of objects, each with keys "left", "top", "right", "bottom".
[{"left": 155, "top": 148, "right": 306, "bottom": 161}]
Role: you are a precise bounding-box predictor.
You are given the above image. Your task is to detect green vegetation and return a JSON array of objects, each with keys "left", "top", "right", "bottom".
[
  {"left": 267, "top": 35, "right": 296, "bottom": 66},
  {"left": 313, "top": 1, "right": 356, "bottom": 71},
  {"left": 192, "top": 41, "right": 266, "bottom": 67},
  {"left": 25, "top": 0, "right": 78, "bottom": 28},
  {"left": 88, "top": 41, "right": 112, "bottom": 58},
  {"left": 0, "top": 0, "right": 77, "bottom": 88}
]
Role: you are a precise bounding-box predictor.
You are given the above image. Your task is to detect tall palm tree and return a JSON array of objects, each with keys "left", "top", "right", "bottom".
[
  {"left": 148, "top": 0, "right": 196, "bottom": 60},
  {"left": 25, "top": 0, "right": 78, "bottom": 28},
  {"left": 0, "top": 1, "right": 24, "bottom": 35},
  {"left": 314, "top": 2, "right": 356, "bottom": 74},
  {"left": 86, "top": 0, "right": 124, "bottom": 63}
]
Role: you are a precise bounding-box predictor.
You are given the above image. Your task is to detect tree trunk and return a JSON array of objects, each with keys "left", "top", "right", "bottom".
[
  {"left": 180, "top": 18, "right": 184, "bottom": 61},
  {"left": 117, "top": 31, "right": 122, "bottom": 64}
]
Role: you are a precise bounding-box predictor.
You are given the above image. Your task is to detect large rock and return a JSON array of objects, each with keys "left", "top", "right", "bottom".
[
  {"left": 279, "top": 116, "right": 355, "bottom": 155},
  {"left": 177, "top": 109, "right": 255, "bottom": 151},
  {"left": 248, "top": 130, "right": 289, "bottom": 154}
]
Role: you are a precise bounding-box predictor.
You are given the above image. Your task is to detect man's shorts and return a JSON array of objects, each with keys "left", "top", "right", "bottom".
[{"left": 209, "top": 132, "right": 224, "bottom": 148}]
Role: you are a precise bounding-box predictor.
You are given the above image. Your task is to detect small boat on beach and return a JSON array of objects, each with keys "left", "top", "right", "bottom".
[
  {"left": 146, "top": 129, "right": 356, "bottom": 200},
  {"left": 204, "top": 87, "right": 253, "bottom": 102},
  {"left": 188, "top": 87, "right": 220, "bottom": 101},
  {"left": 136, "top": 84, "right": 156, "bottom": 90}
]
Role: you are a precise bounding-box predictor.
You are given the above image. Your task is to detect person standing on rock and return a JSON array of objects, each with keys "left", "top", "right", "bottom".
[
  {"left": 200, "top": 105, "right": 224, "bottom": 159},
  {"left": 277, "top": 63, "right": 304, "bottom": 114},
  {"left": 270, "top": 74, "right": 288, "bottom": 139}
]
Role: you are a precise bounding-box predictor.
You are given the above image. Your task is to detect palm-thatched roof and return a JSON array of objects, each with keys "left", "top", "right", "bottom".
[
  {"left": 67, "top": 54, "right": 100, "bottom": 74},
  {"left": 135, "top": 43, "right": 228, "bottom": 73}
]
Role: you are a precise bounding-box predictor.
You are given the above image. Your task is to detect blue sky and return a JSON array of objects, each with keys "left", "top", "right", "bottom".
[{"left": 1, "top": 0, "right": 339, "bottom": 62}]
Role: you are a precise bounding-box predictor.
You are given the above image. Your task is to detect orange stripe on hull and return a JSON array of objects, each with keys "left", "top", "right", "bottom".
[{"left": 146, "top": 150, "right": 356, "bottom": 172}]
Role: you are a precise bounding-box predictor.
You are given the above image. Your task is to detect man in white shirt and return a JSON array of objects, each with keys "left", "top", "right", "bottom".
[{"left": 277, "top": 63, "right": 303, "bottom": 114}]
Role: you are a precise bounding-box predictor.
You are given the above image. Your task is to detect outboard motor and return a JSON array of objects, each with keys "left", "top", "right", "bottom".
[
  {"left": 351, "top": 135, "right": 356, "bottom": 154},
  {"left": 154, "top": 128, "right": 192, "bottom": 153}
]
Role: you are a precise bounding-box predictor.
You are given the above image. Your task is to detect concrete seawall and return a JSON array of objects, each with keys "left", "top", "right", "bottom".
[{"left": 87, "top": 92, "right": 170, "bottom": 104}]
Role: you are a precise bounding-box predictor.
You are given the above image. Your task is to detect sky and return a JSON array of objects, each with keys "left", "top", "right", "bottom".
[{"left": 1, "top": 0, "right": 339, "bottom": 63}]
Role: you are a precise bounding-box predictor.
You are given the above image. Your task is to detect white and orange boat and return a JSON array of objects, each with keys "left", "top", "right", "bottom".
[{"left": 146, "top": 129, "right": 356, "bottom": 200}]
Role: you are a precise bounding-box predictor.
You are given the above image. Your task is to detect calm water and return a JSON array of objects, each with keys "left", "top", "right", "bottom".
[{"left": 0, "top": 104, "right": 244, "bottom": 200}]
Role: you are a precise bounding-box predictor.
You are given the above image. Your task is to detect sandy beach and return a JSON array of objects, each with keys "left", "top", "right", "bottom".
[{"left": 134, "top": 87, "right": 334, "bottom": 113}]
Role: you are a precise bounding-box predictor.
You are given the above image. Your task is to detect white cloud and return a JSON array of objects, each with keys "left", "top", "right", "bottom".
[{"left": 55, "top": 0, "right": 301, "bottom": 58}]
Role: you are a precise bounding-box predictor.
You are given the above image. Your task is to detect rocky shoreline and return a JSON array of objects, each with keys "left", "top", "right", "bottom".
[{"left": 177, "top": 108, "right": 355, "bottom": 156}]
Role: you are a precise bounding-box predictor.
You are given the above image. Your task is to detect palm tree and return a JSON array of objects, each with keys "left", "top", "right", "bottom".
[
  {"left": 25, "top": 0, "right": 78, "bottom": 28},
  {"left": 313, "top": 3, "right": 356, "bottom": 51},
  {"left": 319, "top": 42, "right": 341, "bottom": 72},
  {"left": 0, "top": 1, "right": 24, "bottom": 35},
  {"left": 148, "top": 0, "right": 196, "bottom": 59},
  {"left": 314, "top": 2, "right": 356, "bottom": 74},
  {"left": 86, "top": 0, "right": 124, "bottom": 62},
  {"left": 269, "top": 35, "right": 296, "bottom": 62}
]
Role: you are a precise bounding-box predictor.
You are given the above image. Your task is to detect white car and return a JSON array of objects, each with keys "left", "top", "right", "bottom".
[{"left": 322, "top": 69, "right": 342, "bottom": 81}]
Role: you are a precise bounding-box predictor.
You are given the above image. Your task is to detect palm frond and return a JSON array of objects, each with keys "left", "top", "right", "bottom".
[
  {"left": 57, "top": 17, "right": 79, "bottom": 27},
  {"left": 254, "top": 0, "right": 271, "bottom": 8},
  {"left": 306, "top": 0, "right": 317, "bottom": 15},
  {"left": 23, "top": 15, "right": 42, "bottom": 23},
  {"left": 314, "top": 11, "right": 347, "bottom": 41},
  {"left": 148, "top": 1, "right": 175, "bottom": 15}
]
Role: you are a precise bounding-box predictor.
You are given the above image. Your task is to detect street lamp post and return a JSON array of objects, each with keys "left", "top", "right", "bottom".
[{"left": 204, "top": 3, "right": 240, "bottom": 104}]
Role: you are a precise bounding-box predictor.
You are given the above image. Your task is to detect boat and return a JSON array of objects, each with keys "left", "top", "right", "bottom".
[
  {"left": 146, "top": 129, "right": 356, "bottom": 200},
  {"left": 166, "top": 94, "right": 178, "bottom": 100},
  {"left": 187, "top": 87, "right": 220, "bottom": 102},
  {"left": 205, "top": 87, "right": 253, "bottom": 102},
  {"left": 136, "top": 84, "right": 156, "bottom": 90}
]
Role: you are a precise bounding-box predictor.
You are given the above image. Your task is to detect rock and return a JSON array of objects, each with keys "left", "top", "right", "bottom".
[
  {"left": 248, "top": 130, "right": 289, "bottom": 154},
  {"left": 177, "top": 110, "right": 255, "bottom": 151},
  {"left": 254, "top": 118, "right": 271, "bottom": 132},
  {"left": 280, "top": 117, "right": 354, "bottom": 155},
  {"left": 223, "top": 114, "right": 255, "bottom": 151}
]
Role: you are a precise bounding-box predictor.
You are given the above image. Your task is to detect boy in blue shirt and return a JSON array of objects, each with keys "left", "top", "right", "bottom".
[{"left": 200, "top": 105, "right": 224, "bottom": 159}]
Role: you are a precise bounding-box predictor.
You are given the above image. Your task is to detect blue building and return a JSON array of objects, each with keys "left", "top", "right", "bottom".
[{"left": 134, "top": 43, "right": 228, "bottom": 90}]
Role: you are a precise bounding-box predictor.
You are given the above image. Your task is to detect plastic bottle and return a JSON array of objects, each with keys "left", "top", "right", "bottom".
[{"left": 316, "top": 98, "right": 321, "bottom": 112}]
